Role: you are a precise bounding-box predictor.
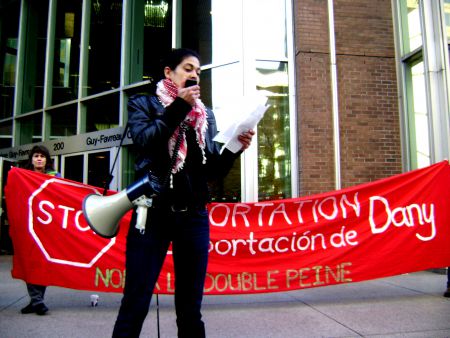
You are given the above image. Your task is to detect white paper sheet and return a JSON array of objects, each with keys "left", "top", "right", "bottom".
[{"left": 213, "top": 97, "right": 270, "bottom": 153}]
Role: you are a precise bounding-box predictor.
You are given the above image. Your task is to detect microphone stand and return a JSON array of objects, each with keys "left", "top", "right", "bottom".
[{"left": 156, "top": 293, "right": 160, "bottom": 338}]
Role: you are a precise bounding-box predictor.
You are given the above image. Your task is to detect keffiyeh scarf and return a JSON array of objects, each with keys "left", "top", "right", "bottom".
[{"left": 156, "top": 79, "right": 207, "bottom": 173}]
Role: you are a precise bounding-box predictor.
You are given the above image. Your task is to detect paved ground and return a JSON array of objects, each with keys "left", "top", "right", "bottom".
[{"left": 0, "top": 255, "right": 449, "bottom": 337}]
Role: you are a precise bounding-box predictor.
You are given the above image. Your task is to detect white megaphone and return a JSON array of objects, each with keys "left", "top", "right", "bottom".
[{"left": 82, "top": 174, "right": 160, "bottom": 238}]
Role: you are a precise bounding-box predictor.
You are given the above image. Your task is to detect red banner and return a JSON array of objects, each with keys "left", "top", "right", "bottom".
[{"left": 6, "top": 162, "right": 450, "bottom": 295}]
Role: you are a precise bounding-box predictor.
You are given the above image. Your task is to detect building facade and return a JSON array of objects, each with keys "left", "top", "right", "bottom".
[{"left": 1, "top": 0, "right": 450, "bottom": 249}]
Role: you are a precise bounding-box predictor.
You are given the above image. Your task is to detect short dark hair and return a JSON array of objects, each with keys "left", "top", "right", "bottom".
[
  {"left": 25, "top": 145, "right": 55, "bottom": 171},
  {"left": 163, "top": 48, "right": 201, "bottom": 72}
]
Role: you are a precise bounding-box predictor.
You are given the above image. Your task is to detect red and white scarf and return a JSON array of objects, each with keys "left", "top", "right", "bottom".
[{"left": 156, "top": 79, "right": 207, "bottom": 173}]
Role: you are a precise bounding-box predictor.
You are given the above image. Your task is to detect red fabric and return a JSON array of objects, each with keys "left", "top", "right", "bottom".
[{"left": 5, "top": 162, "right": 450, "bottom": 295}]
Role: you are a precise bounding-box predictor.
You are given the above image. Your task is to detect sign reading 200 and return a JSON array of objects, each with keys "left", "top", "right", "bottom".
[{"left": 53, "top": 142, "right": 65, "bottom": 151}]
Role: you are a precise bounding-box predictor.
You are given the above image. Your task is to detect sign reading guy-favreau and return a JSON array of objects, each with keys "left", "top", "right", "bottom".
[
  {"left": 0, "top": 127, "right": 131, "bottom": 161},
  {"left": 5, "top": 162, "right": 450, "bottom": 295}
]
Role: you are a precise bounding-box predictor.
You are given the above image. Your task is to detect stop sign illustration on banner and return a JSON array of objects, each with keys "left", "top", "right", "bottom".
[{"left": 28, "top": 178, "right": 116, "bottom": 268}]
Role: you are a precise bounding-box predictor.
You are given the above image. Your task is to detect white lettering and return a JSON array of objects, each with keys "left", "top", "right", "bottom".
[
  {"left": 254, "top": 202, "right": 274, "bottom": 226},
  {"left": 209, "top": 204, "right": 230, "bottom": 227},
  {"left": 268, "top": 203, "right": 292, "bottom": 226},
  {"left": 318, "top": 197, "right": 338, "bottom": 220},
  {"left": 368, "top": 196, "right": 436, "bottom": 241},
  {"left": 232, "top": 204, "right": 251, "bottom": 227},
  {"left": 209, "top": 227, "right": 358, "bottom": 256},
  {"left": 58, "top": 205, "right": 75, "bottom": 229},
  {"left": 34, "top": 200, "right": 90, "bottom": 232},
  {"left": 37, "top": 200, "right": 54, "bottom": 224},
  {"left": 75, "top": 210, "right": 90, "bottom": 231}
]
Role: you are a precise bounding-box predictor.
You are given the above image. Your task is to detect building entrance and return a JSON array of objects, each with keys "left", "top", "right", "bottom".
[{"left": 62, "top": 148, "right": 119, "bottom": 192}]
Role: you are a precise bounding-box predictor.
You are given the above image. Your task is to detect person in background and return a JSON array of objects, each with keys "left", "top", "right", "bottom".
[
  {"left": 444, "top": 267, "right": 450, "bottom": 297},
  {"left": 112, "top": 48, "right": 255, "bottom": 337},
  {"left": 20, "top": 145, "right": 60, "bottom": 315}
]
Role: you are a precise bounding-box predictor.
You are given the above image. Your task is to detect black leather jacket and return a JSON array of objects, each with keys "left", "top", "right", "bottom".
[{"left": 127, "top": 93, "right": 239, "bottom": 205}]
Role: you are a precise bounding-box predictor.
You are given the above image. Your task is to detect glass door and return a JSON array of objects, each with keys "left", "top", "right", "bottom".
[{"left": 61, "top": 148, "right": 119, "bottom": 191}]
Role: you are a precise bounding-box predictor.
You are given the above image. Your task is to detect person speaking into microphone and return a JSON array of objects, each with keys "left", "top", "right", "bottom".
[{"left": 112, "top": 48, "right": 254, "bottom": 338}]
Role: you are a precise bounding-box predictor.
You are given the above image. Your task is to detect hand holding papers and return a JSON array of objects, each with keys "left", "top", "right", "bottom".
[{"left": 213, "top": 96, "right": 270, "bottom": 153}]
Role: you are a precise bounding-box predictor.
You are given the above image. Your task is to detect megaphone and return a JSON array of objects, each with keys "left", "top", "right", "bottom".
[{"left": 82, "top": 174, "right": 159, "bottom": 238}]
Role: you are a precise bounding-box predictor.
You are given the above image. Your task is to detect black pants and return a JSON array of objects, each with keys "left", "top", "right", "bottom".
[
  {"left": 112, "top": 206, "right": 209, "bottom": 338},
  {"left": 26, "top": 283, "right": 46, "bottom": 305},
  {"left": 447, "top": 267, "right": 450, "bottom": 288}
]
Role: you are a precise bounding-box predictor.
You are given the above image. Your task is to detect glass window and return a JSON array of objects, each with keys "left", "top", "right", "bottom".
[
  {"left": 181, "top": 0, "right": 212, "bottom": 65},
  {"left": 399, "top": 0, "right": 422, "bottom": 54},
  {"left": 444, "top": 0, "right": 450, "bottom": 39},
  {"left": 63, "top": 150, "right": 111, "bottom": 187},
  {"left": 396, "top": 0, "right": 433, "bottom": 170},
  {"left": 0, "top": 122, "right": 13, "bottom": 149},
  {"left": 49, "top": 104, "right": 77, "bottom": 138},
  {"left": 121, "top": 146, "right": 136, "bottom": 187},
  {"left": 256, "top": 61, "right": 291, "bottom": 200},
  {"left": 179, "top": 0, "right": 243, "bottom": 201},
  {"left": 209, "top": 157, "right": 242, "bottom": 202},
  {"left": 181, "top": 0, "right": 212, "bottom": 64},
  {"left": 63, "top": 154, "right": 83, "bottom": 182},
  {"left": 201, "top": 65, "right": 244, "bottom": 202},
  {"left": 52, "top": 0, "right": 82, "bottom": 105},
  {"left": 0, "top": 1, "right": 20, "bottom": 119},
  {"left": 87, "top": 150, "right": 111, "bottom": 188},
  {"left": 204, "top": 63, "right": 244, "bottom": 127},
  {"left": 88, "top": 0, "right": 122, "bottom": 96},
  {"left": 405, "top": 60, "right": 430, "bottom": 168},
  {"left": 209, "top": 0, "right": 242, "bottom": 65},
  {"left": 19, "top": 0, "right": 49, "bottom": 113},
  {"left": 142, "top": 0, "right": 172, "bottom": 82},
  {"left": 17, "top": 113, "right": 43, "bottom": 145},
  {"left": 85, "top": 93, "right": 120, "bottom": 132},
  {"left": 251, "top": 0, "right": 288, "bottom": 60},
  {"left": 176, "top": 0, "right": 293, "bottom": 201},
  {"left": 181, "top": 0, "right": 243, "bottom": 66}
]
